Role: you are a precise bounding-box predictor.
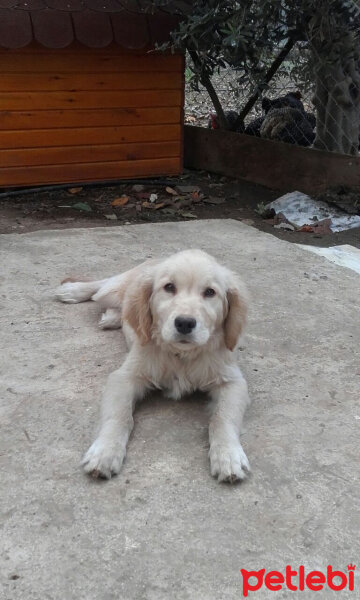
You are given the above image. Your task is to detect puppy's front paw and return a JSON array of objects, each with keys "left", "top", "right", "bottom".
[
  {"left": 209, "top": 442, "right": 250, "bottom": 483},
  {"left": 82, "top": 439, "right": 126, "bottom": 479}
]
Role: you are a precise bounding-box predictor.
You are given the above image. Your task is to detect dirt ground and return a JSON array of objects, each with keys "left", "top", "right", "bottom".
[{"left": 1, "top": 170, "right": 359, "bottom": 248}]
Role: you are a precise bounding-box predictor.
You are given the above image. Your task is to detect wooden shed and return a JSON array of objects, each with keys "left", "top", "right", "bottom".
[{"left": 0, "top": 0, "right": 185, "bottom": 187}]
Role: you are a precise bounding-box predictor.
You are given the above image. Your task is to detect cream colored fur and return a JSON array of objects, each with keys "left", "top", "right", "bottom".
[{"left": 56, "top": 249, "right": 251, "bottom": 483}]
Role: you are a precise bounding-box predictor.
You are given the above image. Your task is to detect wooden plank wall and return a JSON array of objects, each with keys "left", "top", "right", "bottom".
[{"left": 0, "top": 46, "right": 184, "bottom": 186}]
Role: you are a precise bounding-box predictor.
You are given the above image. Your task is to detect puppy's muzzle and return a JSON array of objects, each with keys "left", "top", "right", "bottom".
[{"left": 174, "top": 315, "right": 197, "bottom": 335}]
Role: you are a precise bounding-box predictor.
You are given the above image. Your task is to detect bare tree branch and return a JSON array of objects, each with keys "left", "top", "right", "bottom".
[{"left": 187, "top": 48, "right": 230, "bottom": 129}]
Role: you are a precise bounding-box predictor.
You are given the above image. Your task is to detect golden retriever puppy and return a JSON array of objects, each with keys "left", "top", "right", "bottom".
[{"left": 56, "top": 249, "right": 251, "bottom": 483}]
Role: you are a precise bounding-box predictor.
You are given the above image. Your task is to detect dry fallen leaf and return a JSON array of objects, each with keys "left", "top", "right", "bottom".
[
  {"left": 68, "top": 187, "right": 83, "bottom": 194},
  {"left": 174, "top": 198, "right": 192, "bottom": 209},
  {"left": 203, "top": 196, "right": 225, "bottom": 205},
  {"left": 132, "top": 184, "right": 145, "bottom": 192},
  {"left": 142, "top": 201, "right": 166, "bottom": 210},
  {"left": 112, "top": 196, "right": 129, "bottom": 207},
  {"left": 177, "top": 185, "right": 201, "bottom": 194},
  {"left": 165, "top": 186, "right": 178, "bottom": 196},
  {"left": 179, "top": 211, "right": 198, "bottom": 219}
]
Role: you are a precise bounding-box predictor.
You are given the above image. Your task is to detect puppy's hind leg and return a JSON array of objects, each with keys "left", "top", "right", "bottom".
[
  {"left": 56, "top": 278, "right": 108, "bottom": 304},
  {"left": 98, "top": 308, "right": 122, "bottom": 330}
]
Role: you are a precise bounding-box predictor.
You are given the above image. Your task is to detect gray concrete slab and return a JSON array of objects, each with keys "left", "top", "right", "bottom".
[{"left": 0, "top": 220, "right": 359, "bottom": 600}]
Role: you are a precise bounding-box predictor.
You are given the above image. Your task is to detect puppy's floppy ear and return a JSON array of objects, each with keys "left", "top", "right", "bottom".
[
  {"left": 223, "top": 278, "right": 249, "bottom": 351},
  {"left": 123, "top": 274, "right": 153, "bottom": 345}
]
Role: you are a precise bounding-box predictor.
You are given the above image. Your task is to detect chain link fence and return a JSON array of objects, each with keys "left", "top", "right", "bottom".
[{"left": 184, "top": 35, "right": 360, "bottom": 156}]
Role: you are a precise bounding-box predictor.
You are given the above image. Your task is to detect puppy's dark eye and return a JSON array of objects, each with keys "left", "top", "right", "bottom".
[
  {"left": 164, "top": 282, "right": 176, "bottom": 294},
  {"left": 204, "top": 287, "right": 216, "bottom": 298}
]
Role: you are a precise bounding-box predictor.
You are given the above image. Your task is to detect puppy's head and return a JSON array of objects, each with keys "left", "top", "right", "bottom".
[{"left": 124, "top": 250, "right": 248, "bottom": 352}]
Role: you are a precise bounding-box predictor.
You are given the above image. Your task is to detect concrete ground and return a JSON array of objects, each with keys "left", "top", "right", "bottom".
[{"left": 1, "top": 219, "right": 359, "bottom": 600}]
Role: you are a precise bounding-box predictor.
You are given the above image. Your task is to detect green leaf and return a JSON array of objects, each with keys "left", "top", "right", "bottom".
[{"left": 72, "top": 202, "right": 92, "bottom": 212}]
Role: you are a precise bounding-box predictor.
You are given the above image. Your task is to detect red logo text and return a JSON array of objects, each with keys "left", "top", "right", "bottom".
[{"left": 240, "top": 564, "right": 356, "bottom": 596}]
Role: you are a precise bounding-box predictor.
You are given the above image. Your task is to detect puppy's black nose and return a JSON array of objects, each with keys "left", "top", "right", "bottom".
[{"left": 175, "top": 316, "right": 197, "bottom": 335}]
